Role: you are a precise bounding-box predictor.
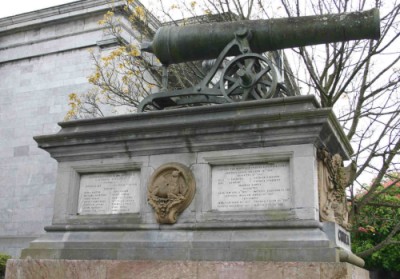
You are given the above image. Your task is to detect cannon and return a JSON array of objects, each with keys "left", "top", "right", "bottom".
[{"left": 138, "top": 9, "right": 380, "bottom": 112}]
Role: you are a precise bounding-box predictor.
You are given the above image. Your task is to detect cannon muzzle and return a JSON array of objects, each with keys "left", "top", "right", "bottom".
[{"left": 143, "top": 9, "right": 380, "bottom": 65}]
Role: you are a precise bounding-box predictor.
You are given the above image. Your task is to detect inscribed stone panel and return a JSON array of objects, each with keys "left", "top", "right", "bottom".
[
  {"left": 78, "top": 171, "right": 140, "bottom": 215},
  {"left": 212, "top": 162, "right": 290, "bottom": 211}
]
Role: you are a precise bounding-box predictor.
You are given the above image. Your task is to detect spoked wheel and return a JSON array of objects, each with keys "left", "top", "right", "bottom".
[{"left": 220, "top": 53, "right": 278, "bottom": 102}]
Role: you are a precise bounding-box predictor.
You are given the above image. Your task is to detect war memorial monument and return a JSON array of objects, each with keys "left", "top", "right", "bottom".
[{"left": 6, "top": 8, "right": 380, "bottom": 279}]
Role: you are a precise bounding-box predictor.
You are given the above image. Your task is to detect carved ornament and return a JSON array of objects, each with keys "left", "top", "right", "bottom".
[
  {"left": 317, "top": 148, "right": 356, "bottom": 229},
  {"left": 147, "top": 163, "right": 196, "bottom": 224}
]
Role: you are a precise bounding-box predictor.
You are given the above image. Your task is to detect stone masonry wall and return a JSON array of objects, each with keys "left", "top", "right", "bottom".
[
  {"left": 0, "top": 1, "right": 132, "bottom": 257},
  {"left": 0, "top": 51, "right": 93, "bottom": 256}
]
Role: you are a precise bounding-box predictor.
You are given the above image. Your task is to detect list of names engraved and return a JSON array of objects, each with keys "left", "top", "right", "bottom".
[
  {"left": 78, "top": 171, "right": 140, "bottom": 215},
  {"left": 212, "top": 162, "right": 291, "bottom": 211}
]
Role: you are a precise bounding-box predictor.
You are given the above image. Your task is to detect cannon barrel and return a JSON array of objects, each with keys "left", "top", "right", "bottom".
[{"left": 142, "top": 9, "right": 380, "bottom": 65}]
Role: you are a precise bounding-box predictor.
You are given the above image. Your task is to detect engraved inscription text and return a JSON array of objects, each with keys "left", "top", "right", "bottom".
[
  {"left": 212, "top": 162, "right": 290, "bottom": 211},
  {"left": 78, "top": 171, "right": 140, "bottom": 215}
]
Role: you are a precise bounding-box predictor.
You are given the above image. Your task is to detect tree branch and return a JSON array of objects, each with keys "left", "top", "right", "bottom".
[{"left": 357, "top": 222, "right": 400, "bottom": 258}]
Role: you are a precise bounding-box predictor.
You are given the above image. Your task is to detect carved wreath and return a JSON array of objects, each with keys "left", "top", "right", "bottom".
[{"left": 147, "top": 163, "right": 196, "bottom": 224}]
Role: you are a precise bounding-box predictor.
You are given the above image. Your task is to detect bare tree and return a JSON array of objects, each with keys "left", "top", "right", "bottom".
[{"left": 273, "top": 0, "right": 400, "bottom": 258}]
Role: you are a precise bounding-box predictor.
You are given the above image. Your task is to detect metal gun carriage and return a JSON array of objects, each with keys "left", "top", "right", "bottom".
[{"left": 138, "top": 9, "right": 380, "bottom": 112}]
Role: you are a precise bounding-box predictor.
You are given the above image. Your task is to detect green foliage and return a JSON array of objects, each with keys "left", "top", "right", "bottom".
[
  {"left": 352, "top": 178, "right": 400, "bottom": 272},
  {"left": 0, "top": 253, "right": 11, "bottom": 277}
]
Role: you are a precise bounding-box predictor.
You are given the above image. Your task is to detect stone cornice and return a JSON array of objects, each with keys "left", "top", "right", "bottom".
[
  {"left": 0, "top": 0, "right": 161, "bottom": 34},
  {"left": 0, "top": 0, "right": 119, "bottom": 34},
  {"left": 0, "top": 0, "right": 161, "bottom": 63},
  {"left": 34, "top": 96, "right": 354, "bottom": 161}
]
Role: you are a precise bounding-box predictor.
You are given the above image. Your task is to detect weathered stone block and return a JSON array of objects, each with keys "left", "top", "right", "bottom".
[{"left": 5, "top": 260, "right": 371, "bottom": 279}]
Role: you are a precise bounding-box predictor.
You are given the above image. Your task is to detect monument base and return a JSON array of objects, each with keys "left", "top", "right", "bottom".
[
  {"left": 20, "top": 222, "right": 364, "bottom": 267},
  {"left": 6, "top": 259, "right": 370, "bottom": 279},
  {"left": 21, "top": 97, "right": 363, "bottom": 271}
]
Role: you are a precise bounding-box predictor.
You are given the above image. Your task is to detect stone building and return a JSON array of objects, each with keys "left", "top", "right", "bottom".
[{"left": 0, "top": 0, "right": 155, "bottom": 257}]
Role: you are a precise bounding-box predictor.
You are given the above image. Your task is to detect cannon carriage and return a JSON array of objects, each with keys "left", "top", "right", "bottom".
[{"left": 138, "top": 9, "right": 380, "bottom": 112}]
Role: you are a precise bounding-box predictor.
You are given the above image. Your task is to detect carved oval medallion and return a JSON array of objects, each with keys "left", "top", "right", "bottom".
[{"left": 147, "top": 163, "right": 196, "bottom": 224}]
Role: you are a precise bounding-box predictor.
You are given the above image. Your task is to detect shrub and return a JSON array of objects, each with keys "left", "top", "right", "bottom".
[{"left": 0, "top": 254, "right": 11, "bottom": 278}]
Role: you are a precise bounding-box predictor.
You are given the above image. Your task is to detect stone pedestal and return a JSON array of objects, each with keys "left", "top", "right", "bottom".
[
  {"left": 6, "top": 260, "right": 370, "bottom": 279},
  {"left": 19, "top": 96, "right": 362, "bottom": 268}
]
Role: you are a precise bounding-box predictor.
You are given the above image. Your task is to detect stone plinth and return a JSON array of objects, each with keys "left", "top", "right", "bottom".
[
  {"left": 6, "top": 260, "right": 370, "bottom": 279},
  {"left": 21, "top": 96, "right": 362, "bottom": 266}
]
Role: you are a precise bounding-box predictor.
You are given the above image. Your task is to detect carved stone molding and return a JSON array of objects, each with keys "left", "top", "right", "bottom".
[
  {"left": 147, "top": 163, "right": 196, "bottom": 224},
  {"left": 317, "top": 148, "right": 356, "bottom": 229}
]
